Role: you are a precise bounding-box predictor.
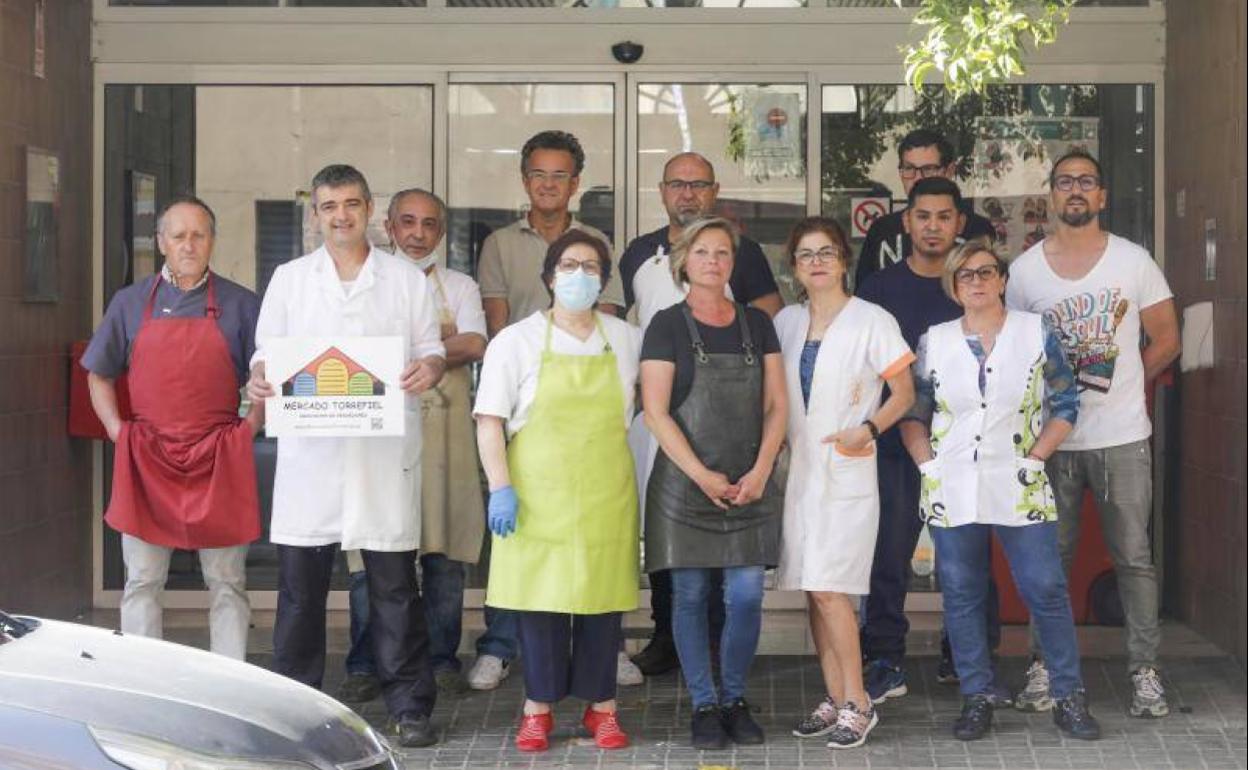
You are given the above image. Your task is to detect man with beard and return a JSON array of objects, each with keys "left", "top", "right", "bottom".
[
  {"left": 619, "top": 151, "right": 783, "bottom": 676},
  {"left": 1006, "top": 150, "right": 1179, "bottom": 718},
  {"left": 856, "top": 177, "right": 1007, "bottom": 705}
]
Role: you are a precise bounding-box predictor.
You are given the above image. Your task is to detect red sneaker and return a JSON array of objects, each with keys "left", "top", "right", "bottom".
[
  {"left": 515, "top": 712, "right": 553, "bottom": 752},
  {"left": 583, "top": 706, "right": 629, "bottom": 749}
]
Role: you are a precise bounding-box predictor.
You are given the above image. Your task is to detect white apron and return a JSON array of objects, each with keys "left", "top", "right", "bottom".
[
  {"left": 260, "top": 246, "right": 444, "bottom": 552},
  {"left": 917, "top": 311, "right": 1057, "bottom": 529},
  {"left": 774, "top": 300, "right": 908, "bottom": 593}
]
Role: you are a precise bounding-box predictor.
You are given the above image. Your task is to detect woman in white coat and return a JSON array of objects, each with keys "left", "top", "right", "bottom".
[{"left": 774, "top": 217, "right": 915, "bottom": 749}]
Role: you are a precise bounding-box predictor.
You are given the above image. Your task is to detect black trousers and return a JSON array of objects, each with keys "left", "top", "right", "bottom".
[
  {"left": 272, "top": 545, "right": 436, "bottom": 719},
  {"left": 516, "top": 611, "right": 621, "bottom": 703},
  {"left": 649, "top": 568, "right": 725, "bottom": 641}
]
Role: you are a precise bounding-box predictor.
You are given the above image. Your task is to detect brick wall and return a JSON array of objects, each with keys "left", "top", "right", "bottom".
[
  {"left": 0, "top": 0, "right": 94, "bottom": 617},
  {"left": 1165, "top": 3, "right": 1248, "bottom": 664}
]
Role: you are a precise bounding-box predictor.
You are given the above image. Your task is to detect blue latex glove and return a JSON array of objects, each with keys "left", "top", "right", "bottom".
[{"left": 487, "top": 486, "right": 519, "bottom": 538}]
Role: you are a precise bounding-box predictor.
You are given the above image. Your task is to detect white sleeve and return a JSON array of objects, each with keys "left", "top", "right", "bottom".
[
  {"left": 454, "top": 275, "right": 488, "bottom": 339},
  {"left": 251, "top": 263, "right": 289, "bottom": 368},
  {"left": 1004, "top": 263, "right": 1028, "bottom": 311},
  {"left": 869, "top": 309, "right": 916, "bottom": 379},
  {"left": 473, "top": 332, "right": 520, "bottom": 420},
  {"left": 409, "top": 270, "right": 447, "bottom": 361},
  {"left": 1137, "top": 252, "right": 1174, "bottom": 310}
]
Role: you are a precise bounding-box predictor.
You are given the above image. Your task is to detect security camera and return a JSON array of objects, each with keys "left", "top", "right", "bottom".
[{"left": 611, "top": 41, "right": 644, "bottom": 64}]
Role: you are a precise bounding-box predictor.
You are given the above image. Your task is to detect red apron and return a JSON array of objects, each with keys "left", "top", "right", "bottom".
[{"left": 105, "top": 274, "right": 262, "bottom": 550}]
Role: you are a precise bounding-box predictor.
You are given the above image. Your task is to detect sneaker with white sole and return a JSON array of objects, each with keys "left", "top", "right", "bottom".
[
  {"left": 467, "top": 654, "right": 510, "bottom": 691},
  {"left": 1130, "top": 666, "right": 1170, "bottom": 717},
  {"left": 792, "top": 696, "right": 838, "bottom": 738},
  {"left": 616, "top": 651, "right": 644, "bottom": 686},
  {"left": 826, "top": 702, "right": 879, "bottom": 749},
  {"left": 1014, "top": 658, "right": 1054, "bottom": 712}
]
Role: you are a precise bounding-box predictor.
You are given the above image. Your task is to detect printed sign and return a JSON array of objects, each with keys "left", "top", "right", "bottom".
[
  {"left": 850, "top": 197, "right": 889, "bottom": 239},
  {"left": 265, "top": 336, "right": 405, "bottom": 437}
]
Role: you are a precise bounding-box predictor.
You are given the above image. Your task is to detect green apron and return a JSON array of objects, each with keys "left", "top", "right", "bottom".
[{"left": 485, "top": 313, "right": 639, "bottom": 615}]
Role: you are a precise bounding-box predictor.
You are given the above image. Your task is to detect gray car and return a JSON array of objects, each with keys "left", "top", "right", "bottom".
[{"left": 0, "top": 611, "right": 401, "bottom": 770}]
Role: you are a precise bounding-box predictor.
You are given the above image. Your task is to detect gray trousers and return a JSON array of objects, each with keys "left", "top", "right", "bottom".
[
  {"left": 1029, "top": 439, "right": 1160, "bottom": 672},
  {"left": 121, "top": 534, "right": 250, "bottom": 660}
]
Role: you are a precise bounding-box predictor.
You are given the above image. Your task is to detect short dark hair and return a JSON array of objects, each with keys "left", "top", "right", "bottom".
[
  {"left": 907, "top": 176, "right": 964, "bottom": 209},
  {"left": 898, "top": 128, "right": 956, "bottom": 167},
  {"left": 540, "top": 229, "right": 612, "bottom": 300},
  {"left": 521, "top": 131, "right": 586, "bottom": 177},
  {"left": 1048, "top": 149, "right": 1104, "bottom": 188},
  {"left": 785, "top": 216, "right": 853, "bottom": 296},
  {"left": 387, "top": 188, "right": 447, "bottom": 225},
  {"left": 156, "top": 194, "right": 217, "bottom": 236},
  {"left": 311, "top": 164, "right": 372, "bottom": 202}
]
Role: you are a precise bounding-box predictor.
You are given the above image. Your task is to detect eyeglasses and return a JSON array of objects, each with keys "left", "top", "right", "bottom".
[
  {"left": 898, "top": 163, "right": 946, "bottom": 179},
  {"left": 525, "top": 170, "right": 574, "bottom": 184},
  {"left": 955, "top": 264, "right": 1001, "bottom": 284},
  {"left": 794, "top": 246, "right": 843, "bottom": 265},
  {"left": 556, "top": 258, "right": 602, "bottom": 276},
  {"left": 1052, "top": 174, "right": 1101, "bottom": 192},
  {"left": 662, "top": 179, "right": 715, "bottom": 193}
]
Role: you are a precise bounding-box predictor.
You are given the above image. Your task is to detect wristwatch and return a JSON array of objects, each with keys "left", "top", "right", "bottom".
[{"left": 862, "top": 419, "right": 880, "bottom": 440}]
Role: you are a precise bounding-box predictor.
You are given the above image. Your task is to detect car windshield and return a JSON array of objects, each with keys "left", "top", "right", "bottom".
[{"left": 0, "top": 611, "right": 39, "bottom": 643}]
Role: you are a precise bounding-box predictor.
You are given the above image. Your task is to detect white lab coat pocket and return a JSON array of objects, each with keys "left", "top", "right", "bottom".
[
  {"left": 918, "top": 458, "right": 948, "bottom": 527},
  {"left": 824, "top": 442, "right": 877, "bottom": 502},
  {"left": 1014, "top": 456, "right": 1056, "bottom": 524}
]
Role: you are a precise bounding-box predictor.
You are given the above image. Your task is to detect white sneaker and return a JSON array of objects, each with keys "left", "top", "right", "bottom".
[
  {"left": 1014, "top": 658, "right": 1054, "bottom": 712},
  {"left": 1130, "top": 666, "right": 1170, "bottom": 718},
  {"left": 467, "top": 654, "right": 510, "bottom": 691},
  {"left": 616, "top": 651, "right": 644, "bottom": 686}
]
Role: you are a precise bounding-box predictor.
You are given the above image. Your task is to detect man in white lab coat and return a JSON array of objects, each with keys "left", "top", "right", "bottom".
[{"left": 247, "top": 164, "right": 447, "bottom": 747}]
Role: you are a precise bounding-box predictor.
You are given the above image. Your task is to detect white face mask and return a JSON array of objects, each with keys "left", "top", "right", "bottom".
[{"left": 407, "top": 252, "right": 439, "bottom": 272}]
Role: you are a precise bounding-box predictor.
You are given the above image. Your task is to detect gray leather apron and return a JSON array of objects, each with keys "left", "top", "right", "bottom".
[{"left": 644, "top": 303, "right": 781, "bottom": 571}]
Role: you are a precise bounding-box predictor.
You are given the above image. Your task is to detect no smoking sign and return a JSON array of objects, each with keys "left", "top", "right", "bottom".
[{"left": 851, "top": 197, "right": 890, "bottom": 238}]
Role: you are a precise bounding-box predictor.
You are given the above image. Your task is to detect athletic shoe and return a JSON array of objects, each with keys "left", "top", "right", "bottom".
[
  {"left": 691, "top": 703, "right": 729, "bottom": 750},
  {"left": 1014, "top": 658, "right": 1054, "bottom": 712},
  {"left": 434, "top": 668, "right": 469, "bottom": 696},
  {"left": 392, "top": 713, "right": 437, "bottom": 748},
  {"left": 864, "top": 659, "right": 908, "bottom": 704},
  {"left": 936, "top": 650, "right": 959, "bottom": 684},
  {"left": 721, "top": 697, "right": 765, "bottom": 745},
  {"left": 583, "top": 706, "right": 629, "bottom": 749},
  {"left": 1130, "top": 667, "right": 1170, "bottom": 718},
  {"left": 336, "top": 672, "right": 381, "bottom": 704},
  {"left": 792, "top": 696, "right": 839, "bottom": 738},
  {"left": 616, "top": 650, "right": 644, "bottom": 686},
  {"left": 1053, "top": 689, "right": 1101, "bottom": 740},
  {"left": 467, "top": 654, "right": 510, "bottom": 691},
  {"left": 826, "top": 702, "right": 879, "bottom": 749},
  {"left": 632, "top": 635, "right": 680, "bottom": 676},
  {"left": 952, "top": 694, "right": 993, "bottom": 741},
  {"left": 515, "top": 713, "right": 553, "bottom": 752}
]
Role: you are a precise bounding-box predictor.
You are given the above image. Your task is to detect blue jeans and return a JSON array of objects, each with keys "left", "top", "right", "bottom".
[
  {"left": 932, "top": 522, "right": 1083, "bottom": 699},
  {"left": 346, "top": 553, "right": 469, "bottom": 676},
  {"left": 475, "top": 607, "right": 519, "bottom": 662},
  {"left": 671, "top": 566, "right": 765, "bottom": 709}
]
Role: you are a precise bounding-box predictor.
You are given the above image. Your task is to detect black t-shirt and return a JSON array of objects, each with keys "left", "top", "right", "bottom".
[
  {"left": 619, "top": 227, "right": 780, "bottom": 311},
  {"left": 855, "top": 206, "right": 996, "bottom": 289},
  {"left": 641, "top": 302, "right": 781, "bottom": 411},
  {"left": 856, "top": 259, "right": 962, "bottom": 456}
]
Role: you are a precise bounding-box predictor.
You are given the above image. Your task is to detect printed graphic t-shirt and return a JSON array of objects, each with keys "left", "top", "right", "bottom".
[{"left": 1006, "top": 234, "right": 1173, "bottom": 451}]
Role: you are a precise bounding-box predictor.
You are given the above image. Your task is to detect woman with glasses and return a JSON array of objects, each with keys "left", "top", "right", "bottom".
[
  {"left": 774, "top": 217, "right": 915, "bottom": 749},
  {"left": 473, "top": 229, "right": 640, "bottom": 752},
  {"left": 640, "top": 217, "right": 786, "bottom": 750},
  {"left": 898, "top": 238, "right": 1100, "bottom": 742}
]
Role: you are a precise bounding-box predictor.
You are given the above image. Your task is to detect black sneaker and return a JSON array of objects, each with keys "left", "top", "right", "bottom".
[
  {"left": 632, "top": 635, "right": 680, "bottom": 676},
  {"left": 936, "top": 649, "right": 959, "bottom": 684},
  {"left": 952, "top": 695, "right": 993, "bottom": 741},
  {"left": 1053, "top": 689, "right": 1101, "bottom": 741},
  {"left": 691, "top": 704, "right": 729, "bottom": 750},
  {"left": 392, "top": 713, "right": 437, "bottom": 748},
  {"left": 336, "top": 673, "right": 381, "bottom": 704},
  {"left": 721, "top": 698, "right": 765, "bottom": 745}
]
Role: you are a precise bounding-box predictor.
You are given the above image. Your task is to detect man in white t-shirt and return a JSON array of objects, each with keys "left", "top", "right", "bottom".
[{"left": 1006, "top": 150, "right": 1180, "bottom": 719}]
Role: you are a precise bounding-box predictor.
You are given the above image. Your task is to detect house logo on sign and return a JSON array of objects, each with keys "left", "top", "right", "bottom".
[{"left": 281, "top": 347, "right": 386, "bottom": 397}]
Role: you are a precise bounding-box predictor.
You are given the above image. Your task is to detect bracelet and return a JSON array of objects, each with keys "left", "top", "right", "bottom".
[{"left": 862, "top": 419, "right": 880, "bottom": 440}]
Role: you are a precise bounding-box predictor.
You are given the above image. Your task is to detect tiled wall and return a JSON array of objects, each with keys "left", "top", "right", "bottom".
[
  {"left": 1165, "top": 3, "right": 1247, "bottom": 664},
  {"left": 0, "top": 0, "right": 94, "bottom": 616}
]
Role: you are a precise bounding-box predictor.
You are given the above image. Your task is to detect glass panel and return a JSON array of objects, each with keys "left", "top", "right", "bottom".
[
  {"left": 820, "top": 83, "right": 1154, "bottom": 590},
  {"left": 446, "top": 82, "right": 616, "bottom": 587},
  {"left": 637, "top": 83, "right": 807, "bottom": 302},
  {"left": 110, "top": 1, "right": 277, "bottom": 6},
  {"left": 101, "top": 84, "right": 434, "bottom": 591},
  {"left": 448, "top": 0, "right": 804, "bottom": 7}
]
